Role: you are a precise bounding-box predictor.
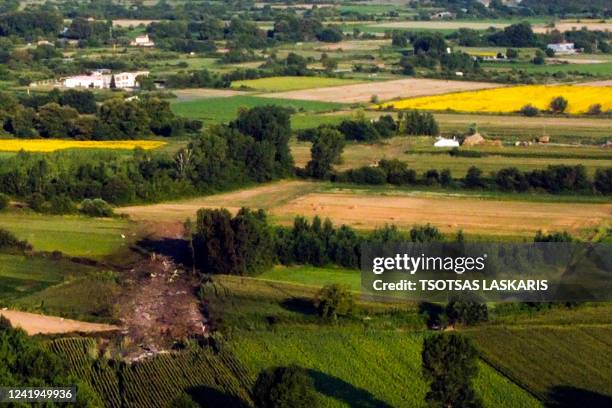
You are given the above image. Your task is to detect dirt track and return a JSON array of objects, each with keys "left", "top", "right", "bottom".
[
  {"left": 262, "top": 78, "right": 502, "bottom": 103},
  {"left": 0, "top": 310, "right": 119, "bottom": 335}
]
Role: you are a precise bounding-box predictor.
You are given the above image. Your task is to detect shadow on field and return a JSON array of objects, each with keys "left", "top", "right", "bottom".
[
  {"left": 545, "top": 386, "right": 612, "bottom": 408},
  {"left": 280, "top": 297, "right": 317, "bottom": 315},
  {"left": 137, "top": 237, "right": 192, "bottom": 266},
  {"left": 187, "top": 386, "right": 250, "bottom": 408},
  {"left": 308, "top": 369, "right": 393, "bottom": 408}
]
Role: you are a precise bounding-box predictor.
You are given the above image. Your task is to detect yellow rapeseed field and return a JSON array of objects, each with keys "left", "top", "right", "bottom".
[
  {"left": 0, "top": 139, "right": 166, "bottom": 153},
  {"left": 381, "top": 85, "right": 611, "bottom": 114}
]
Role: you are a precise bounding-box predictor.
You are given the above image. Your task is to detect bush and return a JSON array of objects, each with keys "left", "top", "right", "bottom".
[
  {"left": 0, "top": 193, "right": 8, "bottom": 211},
  {"left": 253, "top": 365, "right": 320, "bottom": 408},
  {"left": 0, "top": 228, "right": 30, "bottom": 252},
  {"left": 314, "top": 284, "right": 355, "bottom": 320},
  {"left": 446, "top": 301, "right": 488, "bottom": 326},
  {"left": 549, "top": 96, "right": 568, "bottom": 114},
  {"left": 464, "top": 166, "right": 485, "bottom": 188},
  {"left": 48, "top": 195, "right": 77, "bottom": 214},
  {"left": 587, "top": 104, "right": 602, "bottom": 115},
  {"left": 80, "top": 199, "right": 114, "bottom": 217},
  {"left": 519, "top": 104, "right": 539, "bottom": 117}
]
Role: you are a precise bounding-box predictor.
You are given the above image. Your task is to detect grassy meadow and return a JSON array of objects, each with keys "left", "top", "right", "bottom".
[
  {"left": 0, "top": 211, "right": 134, "bottom": 258},
  {"left": 171, "top": 95, "right": 344, "bottom": 125},
  {"left": 231, "top": 76, "right": 363, "bottom": 92}
]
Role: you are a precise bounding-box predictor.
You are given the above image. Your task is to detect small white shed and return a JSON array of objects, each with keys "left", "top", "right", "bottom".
[{"left": 434, "top": 137, "right": 460, "bottom": 148}]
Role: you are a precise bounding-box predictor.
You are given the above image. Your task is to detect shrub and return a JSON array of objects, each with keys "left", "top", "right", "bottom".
[
  {"left": 464, "top": 166, "right": 485, "bottom": 188},
  {"left": 48, "top": 195, "right": 77, "bottom": 214},
  {"left": 0, "top": 193, "right": 8, "bottom": 211},
  {"left": 446, "top": 301, "right": 488, "bottom": 326},
  {"left": 0, "top": 228, "right": 30, "bottom": 252},
  {"left": 253, "top": 365, "right": 320, "bottom": 408},
  {"left": 587, "top": 104, "right": 602, "bottom": 115},
  {"left": 549, "top": 96, "right": 568, "bottom": 114},
  {"left": 80, "top": 199, "right": 114, "bottom": 217},
  {"left": 314, "top": 284, "right": 355, "bottom": 320},
  {"left": 519, "top": 104, "right": 539, "bottom": 117}
]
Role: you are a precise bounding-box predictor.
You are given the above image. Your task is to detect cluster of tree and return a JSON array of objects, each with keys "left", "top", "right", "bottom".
[
  {"left": 191, "top": 208, "right": 275, "bottom": 276},
  {"left": 275, "top": 217, "right": 444, "bottom": 269},
  {"left": 393, "top": 31, "right": 481, "bottom": 75},
  {"left": 298, "top": 114, "right": 399, "bottom": 143},
  {"left": 0, "top": 105, "right": 294, "bottom": 206},
  {"left": 164, "top": 68, "right": 230, "bottom": 89},
  {"left": 271, "top": 14, "right": 342, "bottom": 43},
  {"left": 62, "top": 17, "right": 112, "bottom": 46},
  {"left": 0, "top": 9, "right": 63, "bottom": 38},
  {"left": 0, "top": 90, "right": 200, "bottom": 139},
  {"left": 520, "top": 97, "right": 608, "bottom": 117},
  {"left": 332, "top": 162, "right": 612, "bottom": 195},
  {"left": 0, "top": 317, "right": 103, "bottom": 406},
  {"left": 451, "top": 22, "right": 611, "bottom": 54},
  {"left": 191, "top": 208, "right": 446, "bottom": 275}
]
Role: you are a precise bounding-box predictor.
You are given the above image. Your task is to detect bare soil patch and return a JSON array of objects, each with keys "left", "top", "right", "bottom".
[
  {"left": 262, "top": 78, "right": 502, "bottom": 103},
  {"left": 118, "top": 254, "right": 205, "bottom": 361},
  {"left": 580, "top": 80, "right": 612, "bottom": 86},
  {"left": 0, "top": 310, "right": 119, "bottom": 335}
]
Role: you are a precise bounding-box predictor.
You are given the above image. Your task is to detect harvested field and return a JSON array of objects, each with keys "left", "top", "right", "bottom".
[
  {"left": 117, "top": 180, "right": 317, "bottom": 222},
  {"left": 172, "top": 88, "right": 245, "bottom": 102},
  {"left": 118, "top": 181, "right": 611, "bottom": 237},
  {"left": 272, "top": 191, "right": 611, "bottom": 236},
  {"left": 0, "top": 310, "right": 119, "bottom": 335},
  {"left": 533, "top": 21, "right": 612, "bottom": 33},
  {"left": 317, "top": 39, "right": 390, "bottom": 51},
  {"left": 112, "top": 19, "right": 159, "bottom": 27},
  {"left": 262, "top": 78, "right": 502, "bottom": 103},
  {"left": 372, "top": 21, "right": 510, "bottom": 30}
]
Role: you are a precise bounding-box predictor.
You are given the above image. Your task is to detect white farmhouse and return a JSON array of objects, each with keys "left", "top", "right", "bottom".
[
  {"left": 434, "top": 137, "right": 460, "bottom": 148},
  {"left": 63, "top": 74, "right": 106, "bottom": 89},
  {"left": 63, "top": 71, "right": 150, "bottom": 89},
  {"left": 130, "top": 34, "right": 155, "bottom": 47},
  {"left": 546, "top": 43, "right": 576, "bottom": 54}
]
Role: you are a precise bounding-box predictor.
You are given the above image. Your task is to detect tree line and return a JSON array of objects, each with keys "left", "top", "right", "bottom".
[
  {"left": 0, "top": 105, "right": 293, "bottom": 206},
  {"left": 0, "top": 89, "right": 201, "bottom": 139},
  {"left": 191, "top": 207, "right": 451, "bottom": 275}
]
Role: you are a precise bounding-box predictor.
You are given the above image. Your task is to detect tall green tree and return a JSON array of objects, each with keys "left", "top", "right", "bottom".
[
  {"left": 306, "top": 127, "right": 345, "bottom": 179},
  {"left": 422, "top": 333, "right": 483, "bottom": 408}
]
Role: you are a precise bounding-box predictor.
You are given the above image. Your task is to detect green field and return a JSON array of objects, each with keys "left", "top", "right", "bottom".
[
  {"left": 47, "top": 337, "right": 252, "bottom": 408},
  {"left": 0, "top": 211, "right": 134, "bottom": 258},
  {"left": 171, "top": 95, "right": 344, "bottom": 125},
  {"left": 482, "top": 61, "right": 612, "bottom": 76},
  {"left": 231, "top": 76, "right": 363, "bottom": 92},
  {"left": 0, "top": 254, "right": 96, "bottom": 303},
  {"left": 259, "top": 265, "right": 361, "bottom": 291},
  {"left": 208, "top": 275, "right": 540, "bottom": 408},
  {"left": 291, "top": 136, "right": 612, "bottom": 175},
  {"left": 466, "top": 326, "right": 612, "bottom": 404}
]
